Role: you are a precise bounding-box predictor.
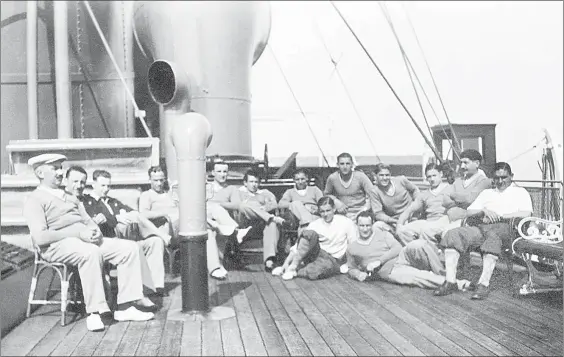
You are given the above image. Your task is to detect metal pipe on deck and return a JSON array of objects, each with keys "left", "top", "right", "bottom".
[
  {"left": 26, "top": 0, "right": 38, "bottom": 139},
  {"left": 54, "top": 1, "right": 73, "bottom": 138}
]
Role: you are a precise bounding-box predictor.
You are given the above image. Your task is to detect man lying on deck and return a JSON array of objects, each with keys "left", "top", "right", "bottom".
[
  {"left": 65, "top": 167, "right": 168, "bottom": 296},
  {"left": 138, "top": 165, "right": 228, "bottom": 280},
  {"left": 23, "top": 154, "right": 155, "bottom": 333},
  {"left": 347, "top": 211, "right": 471, "bottom": 290},
  {"left": 435, "top": 162, "right": 532, "bottom": 300},
  {"left": 281, "top": 196, "right": 357, "bottom": 280}
]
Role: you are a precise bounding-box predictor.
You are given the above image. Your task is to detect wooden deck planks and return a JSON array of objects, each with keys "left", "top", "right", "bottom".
[
  {"left": 1, "top": 267, "right": 563, "bottom": 357},
  {"left": 227, "top": 271, "right": 268, "bottom": 356},
  {"left": 263, "top": 273, "right": 335, "bottom": 356},
  {"left": 330, "top": 276, "right": 447, "bottom": 356},
  {"left": 310, "top": 280, "right": 403, "bottom": 356}
]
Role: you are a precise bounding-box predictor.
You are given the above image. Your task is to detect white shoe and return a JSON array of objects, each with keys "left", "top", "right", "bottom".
[
  {"left": 340, "top": 264, "right": 349, "bottom": 274},
  {"left": 236, "top": 226, "right": 252, "bottom": 244},
  {"left": 282, "top": 270, "right": 297, "bottom": 281},
  {"left": 114, "top": 306, "right": 155, "bottom": 322},
  {"left": 86, "top": 313, "right": 105, "bottom": 332},
  {"left": 271, "top": 266, "right": 284, "bottom": 276}
]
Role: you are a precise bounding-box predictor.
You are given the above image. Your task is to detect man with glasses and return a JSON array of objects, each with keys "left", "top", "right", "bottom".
[{"left": 435, "top": 162, "right": 532, "bottom": 300}]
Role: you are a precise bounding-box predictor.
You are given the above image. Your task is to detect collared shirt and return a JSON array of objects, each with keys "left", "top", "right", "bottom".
[
  {"left": 80, "top": 193, "right": 133, "bottom": 237},
  {"left": 468, "top": 183, "right": 533, "bottom": 216}
]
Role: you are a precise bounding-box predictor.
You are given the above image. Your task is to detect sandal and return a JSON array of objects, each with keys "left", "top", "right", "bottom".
[{"left": 210, "top": 267, "right": 228, "bottom": 280}]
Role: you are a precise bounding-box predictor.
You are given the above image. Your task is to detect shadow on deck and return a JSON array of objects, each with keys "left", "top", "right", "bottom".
[{"left": 1, "top": 264, "right": 562, "bottom": 356}]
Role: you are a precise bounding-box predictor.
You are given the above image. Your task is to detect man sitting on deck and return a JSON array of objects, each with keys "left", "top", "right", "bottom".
[
  {"left": 445, "top": 149, "right": 492, "bottom": 222},
  {"left": 23, "top": 154, "right": 155, "bottom": 332},
  {"left": 347, "top": 211, "right": 471, "bottom": 289},
  {"left": 65, "top": 167, "right": 168, "bottom": 296},
  {"left": 282, "top": 196, "right": 358, "bottom": 280},
  {"left": 395, "top": 163, "right": 454, "bottom": 245},
  {"left": 138, "top": 165, "right": 228, "bottom": 280},
  {"left": 435, "top": 162, "right": 533, "bottom": 300},
  {"left": 324, "top": 152, "right": 376, "bottom": 221},
  {"left": 278, "top": 168, "right": 324, "bottom": 234}
]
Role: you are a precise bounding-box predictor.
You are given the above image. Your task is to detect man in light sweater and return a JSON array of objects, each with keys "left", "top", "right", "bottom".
[
  {"left": 396, "top": 163, "right": 454, "bottom": 245},
  {"left": 138, "top": 166, "right": 228, "bottom": 280},
  {"left": 324, "top": 152, "right": 376, "bottom": 221},
  {"left": 347, "top": 211, "right": 471, "bottom": 290},
  {"left": 282, "top": 196, "right": 358, "bottom": 280},
  {"left": 23, "top": 154, "right": 155, "bottom": 333},
  {"left": 278, "top": 168, "right": 324, "bottom": 232},
  {"left": 445, "top": 149, "right": 492, "bottom": 222},
  {"left": 435, "top": 162, "right": 532, "bottom": 300}
]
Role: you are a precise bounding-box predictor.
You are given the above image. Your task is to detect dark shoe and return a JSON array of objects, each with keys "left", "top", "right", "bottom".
[
  {"left": 434, "top": 281, "right": 459, "bottom": 296},
  {"left": 465, "top": 281, "right": 478, "bottom": 292},
  {"left": 470, "top": 284, "right": 490, "bottom": 300},
  {"left": 264, "top": 256, "right": 277, "bottom": 273}
]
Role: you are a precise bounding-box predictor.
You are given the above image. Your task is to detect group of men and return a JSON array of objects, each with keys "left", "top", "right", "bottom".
[{"left": 23, "top": 148, "right": 532, "bottom": 332}]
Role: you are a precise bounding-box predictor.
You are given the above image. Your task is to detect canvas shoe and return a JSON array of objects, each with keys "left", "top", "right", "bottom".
[
  {"left": 236, "top": 226, "right": 252, "bottom": 244},
  {"left": 271, "top": 266, "right": 285, "bottom": 276},
  {"left": 114, "top": 306, "right": 154, "bottom": 322},
  {"left": 86, "top": 313, "right": 105, "bottom": 332}
]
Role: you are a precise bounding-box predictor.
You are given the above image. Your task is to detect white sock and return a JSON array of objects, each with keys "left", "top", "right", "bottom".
[
  {"left": 444, "top": 249, "right": 460, "bottom": 283},
  {"left": 478, "top": 254, "right": 498, "bottom": 287}
]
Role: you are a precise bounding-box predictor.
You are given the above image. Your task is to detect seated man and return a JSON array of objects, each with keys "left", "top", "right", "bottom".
[
  {"left": 396, "top": 163, "right": 454, "bottom": 245},
  {"left": 347, "top": 211, "right": 470, "bottom": 289},
  {"left": 435, "top": 162, "right": 533, "bottom": 300},
  {"left": 65, "top": 167, "right": 168, "bottom": 295},
  {"left": 227, "top": 170, "right": 285, "bottom": 272},
  {"left": 206, "top": 160, "right": 252, "bottom": 244},
  {"left": 278, "top": 168, "right": 324, "bottom": 233},
  {"left": 282, "top": 196, "right": 358, "bottom": 280},
  {"left": 23, "top": 154, "right": 155, "bottom": 332},
  {"left": 324, "top": 152, "right": 376, "bottom": 221},
  {"left": 445, "top": 149, "right": 492, "bottom": 222},
  {"left": 370, "top": 163, "right": 420, "bottom": 233},
  {"left": 139, "top": 166, "right": 228, "bottom": 280}
]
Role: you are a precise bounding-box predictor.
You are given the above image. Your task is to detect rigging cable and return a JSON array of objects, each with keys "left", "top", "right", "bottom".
[
  {"left": 330, "top": 1, "right": 443, "bottom": 163},
  {"left": 379, "top": 2, "right": 460, "bottom": 165},
  {"left": 310, "top": 13, "right": 382, "bottom": 162},
  {"left": 400, "top": 2, "right": 463, "bottom": 155},
  {"left": 267, "top": 44, "right": 331, "bottom": 167},
  {"left": 506, "top": 136, "right": 544, "bottom": 163}
]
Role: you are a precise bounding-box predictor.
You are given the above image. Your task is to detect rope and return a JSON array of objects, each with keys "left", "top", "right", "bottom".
[
  {"left": 267, "top": 44, "right": 331, "bottom": 167},
  {"left": 310, "top": 13, "right": 382, "bottom": 162},
  {"left": 401, "top": 2, "right": 463, "bottom": 155},
  {"left": 506, "top": 137, "right": 544, "bottom": 162},
  {"left": 379, "top": 2, "right": 459, "bottom": 165},
  {"left": 330, "top": 1, "right": 443, "bottom": 163},
  {"left": 82, "top": 0, "right": 152, "bottom": 138}
]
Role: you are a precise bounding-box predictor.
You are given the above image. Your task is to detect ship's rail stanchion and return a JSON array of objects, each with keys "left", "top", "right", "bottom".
[{"left": 167, "top": 111, "right": 235, "bottom": 321}]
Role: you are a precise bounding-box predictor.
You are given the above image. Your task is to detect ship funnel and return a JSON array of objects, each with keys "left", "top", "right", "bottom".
[
  {"left": 133, "top": 1, "right": 271, "bottom": 162},
  {"left": 147, "top": 60, "right": 191, "bottom": 110}
]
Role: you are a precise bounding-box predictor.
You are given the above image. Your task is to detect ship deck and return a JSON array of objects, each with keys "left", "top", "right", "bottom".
[{"left": 1, "top": 260, "right": 562, "bottom": 357}]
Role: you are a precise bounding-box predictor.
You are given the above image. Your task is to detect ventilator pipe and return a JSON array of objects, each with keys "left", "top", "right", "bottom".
[
  {"left": 170, "top": 111, "right": 213, "bottom": 314},
  {"left": 27, "top": 0, "right": 38, "bottom": 139},
  {"left": 54, "top": 1, "right": 73, "bottom": 138},
  {"left": 148, "top": 60, "right": 191, "bottom": 112}
]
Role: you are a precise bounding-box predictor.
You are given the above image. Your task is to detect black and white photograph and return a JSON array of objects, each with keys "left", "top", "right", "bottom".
[{"left": 1, "top": 1, "right": 562, "bottom": 356}]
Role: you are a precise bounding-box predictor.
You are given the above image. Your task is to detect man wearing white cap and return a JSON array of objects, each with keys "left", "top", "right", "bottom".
[{"left": 23, "top": 153, "right": 156, "bottom": 332}]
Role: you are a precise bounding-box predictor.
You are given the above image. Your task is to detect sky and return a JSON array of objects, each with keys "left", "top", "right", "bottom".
[{"left": 249, "top": 1, "right": 563, "bottom": 181}]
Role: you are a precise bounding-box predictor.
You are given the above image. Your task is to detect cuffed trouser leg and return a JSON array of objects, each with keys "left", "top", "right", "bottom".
[
  {"left": 138, "top": 236, "right": 165, "bottom": 289},
  {"left": 98, "top": 238, "right": 144, "bottom": 305},
  {"left": 207, "top": 203, "right": 238, "bottom": 236},
  {"left": 387, "top": 265, "right": 445, "bottom": 289},
  {"left": 42, "top": 238, "right": 109, "bottom": 314},
  {"left": 397, "top": 239, "right": 445, "bottom": 275},
  {"left": 206, "top": 230, "right": 223, "bottom": 273},
  {"left": 237, "top": 204, "right": 280, "bottom": 262}
]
